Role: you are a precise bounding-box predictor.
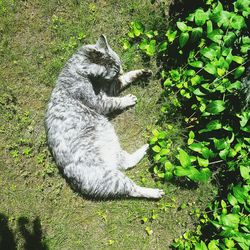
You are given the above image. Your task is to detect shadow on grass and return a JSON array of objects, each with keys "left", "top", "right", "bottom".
[
  {"left": 0, "top": 213, "right": 48, "bottom": 250},
  {"left": 0, "top": 213, "right": 16, "bottom": 250}
]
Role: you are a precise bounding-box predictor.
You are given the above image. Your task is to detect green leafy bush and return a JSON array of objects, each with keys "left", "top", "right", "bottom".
[{"left": 126, "top": 0, "right": 249, "bottom": 248}]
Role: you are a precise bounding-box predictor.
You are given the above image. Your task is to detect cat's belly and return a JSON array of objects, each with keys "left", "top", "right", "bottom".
[
  {"left": 45, "top": 98, "right": 122, "bottom": 169},
  {"left": 94, "top": 122, "right": 122, "bottom": 169}
]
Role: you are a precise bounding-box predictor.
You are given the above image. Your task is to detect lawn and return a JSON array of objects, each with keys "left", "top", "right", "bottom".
[{"left": 0, "top": 1, "right": 215, "bottom": 249}]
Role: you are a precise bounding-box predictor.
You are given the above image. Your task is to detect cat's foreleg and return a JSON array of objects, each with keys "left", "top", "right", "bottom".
[
  {"left": 118, "top": 69, "right": 152, "bottom": 90},
  {"left": 119, "top": 144, "right": 149, "bottom": 170}
]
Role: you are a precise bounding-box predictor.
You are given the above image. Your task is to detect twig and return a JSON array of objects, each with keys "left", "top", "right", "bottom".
[{"left": 208, "top": 159, "right": 224, "bottom": 165}]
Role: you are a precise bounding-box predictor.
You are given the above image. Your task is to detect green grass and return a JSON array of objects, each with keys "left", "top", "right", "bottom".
[{"left": 0, "top": 0, "right": 216, "bottom": 249}]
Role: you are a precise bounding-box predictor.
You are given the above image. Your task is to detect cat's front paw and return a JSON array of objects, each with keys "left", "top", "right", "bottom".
[
  {"left": 123, "top": 94, "right": 137, "bottom": 107},
  {"left": 141, "top": 69, "right": 152, "bottom": 78}
]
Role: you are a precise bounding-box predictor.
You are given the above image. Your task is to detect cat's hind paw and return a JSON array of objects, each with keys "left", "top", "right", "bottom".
[
  {"left": 144, "top": 188, "right": 165, "bottom": 199},
  {"left": 130, "top": 186, "right": 165, "bottom": 199}
]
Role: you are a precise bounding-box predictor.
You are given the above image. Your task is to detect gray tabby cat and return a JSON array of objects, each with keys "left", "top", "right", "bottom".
[{"left": 45, "top": 35, "right": 165, "bottom": 199}]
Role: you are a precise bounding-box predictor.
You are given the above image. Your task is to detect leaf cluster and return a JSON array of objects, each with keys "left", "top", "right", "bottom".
[{"left": 127, "top": 0, "right": 250, "bottom": 249}]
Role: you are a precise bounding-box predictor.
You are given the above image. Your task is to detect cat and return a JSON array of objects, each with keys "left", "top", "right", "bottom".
[{"left": 45, "top": 35, "right": 165, "bottom": 199}]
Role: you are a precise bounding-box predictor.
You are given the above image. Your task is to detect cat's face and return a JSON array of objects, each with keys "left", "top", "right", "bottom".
[{"left": 89, "top": 35, "right": 122, "bottom": 80}]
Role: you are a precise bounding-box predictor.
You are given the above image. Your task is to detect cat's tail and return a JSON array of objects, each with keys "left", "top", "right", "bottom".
[{"left": 63, "top": 163, "right": 164, "bottom": 199}]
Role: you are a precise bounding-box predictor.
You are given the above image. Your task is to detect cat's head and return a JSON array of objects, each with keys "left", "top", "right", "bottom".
[{"left": 86, "top": 35, "right": 122, "bottom": 81}]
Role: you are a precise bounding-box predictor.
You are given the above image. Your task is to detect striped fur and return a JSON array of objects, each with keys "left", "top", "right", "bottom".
[{"left": 45, "top": 35, "right": 164, "bottom": 199}]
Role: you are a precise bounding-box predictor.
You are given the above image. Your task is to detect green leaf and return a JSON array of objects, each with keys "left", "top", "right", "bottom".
[
  {"left": 152, "top": 129, "right": 159, "bottom": 137},
  {"left": 227, "top": 80, "right": 241, "bottom": 91},
  {"left": 230, "top": 14, "right": 246, "bottom": 30},
  {"left": 207, "top": 29, "right": 223, "bottom": 43},
  {"left": 158, "top": 41, "right": 168, "bottom": 52},
  {"left": 163, "top": 78, "right": 172, "bottom": 87},
  {"left": 145, "top": 39, "right": 156, "bottom": 56},
  {"left": 189, "top": 130, "right": 195, "bottom": 139},
  {"left": 179, "top": 32, "right": 189, "bottom": 48},
  {"left": 195, "top": 9, "right": 207, "bottom": 26},
  {"left": 197, "top": 157, "right": 209, "bottom": 167},
  {"left": 175, "top": 166, "right": 204, "bottom": 182},
  {"left": 217, "top": 56, "right": 230, "bottom": 70},
  {"left": 233, "top": 56, "right": 244, "bottom": 64},
  {"left": 193, "top": 88, "right": 206, "bottom": 96},
  {"left": 206, "top": 20, "right": 213, "bottom": 34},
  {"left": 131, "top": 21, "right": 144, "bottom": 36},
  {"left": 127, "top": 31, "right": 135, "bottom": 38},
  {"left": 200, "top": 47, "right": 217, "bottom": 60},
  {"left": 177, "top": 21, "right": 188, "bottom": 32},
  {"left": 227, "top": 193, "right": 238, "bottom": 206},
  {"left": 189, "top": 61, "right": 203, "bottom": 68},
  {"left": 237, "top": 111, "right": 250, "bottom": 127},
  {"left": 241, "top": 44, "right": 250, "bottom": 54},
  {"left": 191, "top": 75, "right": 202, "bottom": 85},
  {"left": 186, "top": 12, "right": 195, "bottom": 21},
  {"left": 241, "top": 125, "right": 250, "bottom": 132},
  {"left": 179, "top": 149, "right": 191, "bottom": 168},
  {"left": 217, "top": 68, "right": 225, "bottom": 77},
  {"left": 240, "top": 165, "right": 250, "bottom": 180},
  {"left": 166, "top": 30, "right": 177, "bottom": 43},
  {"left": 160, "top": 148, "right": 169, "bottom": 155},
  {"left": 188, "top": 131, "right": 195, "bottom": 145},
  {"left": 145, "top": 30, "right": 157, "bottom": 39},
  {"left": 234, "top": 66, "right": 245, "bottom": 79},
  {"left": 208, "top": 240, "right": 219, "bottom": 250},
  {"left": 195, "top": 241, "right": 208, "bottom": 250},
  {"left": 189, "top": 143, "right": 203, "bottom": 153},
  {"left": 170, "top": 69, "right": 181, "bottom": 81},
  {"left": 145, "top": 226, "right": 153, "bottom": 235},
  {"left": 199, "top": 168, "right": 212, "bottom": 181},
  {"left": 184, "top": 69, "right": 196, "bottom": 76},
  {"left": 225, "top": 238, "right": 235, "bottom": 248},
  {"left": 233, "top": 185, "right": 246, "bottom": 204},
  {"left": 213, "top": 138, "right": 229, "bottom": 150},
  {"left": 164, "top": 161, "right": 174, "bottom": 171},
  {"left": 206, "top": 100, "right": 225, "bottom": 114},
  {"left": 211, "top": 10, "right": 232, "bottom": 29},
  {"left": 174, "top": 166, "right": 190, "bottom": 177},
  {"left": 139, "top": 39, "right": 148, "bottom": 50},
  {"left": 201, "top": 147, "right": 214, "bottom": 159},
  {"left": 221, "top": 214, "right": 240, "bottom": 229},
  {"left": 164, "top": 171, "right": 173, "bottom": 180},
  {"left": 204, "top": 63, "right": 217, "bottom": 75},
  {"left": 242, "top": 36, "right": 250, "bottom": 44},
  {"left": 191, "top": 27, "right": 203, "bottom": 42},
  {"left": 235, "top": 0, "right": 250, "bottom": 12},
  {"left": 199, "top": 120, "right": 222, "bottom": 133},
  {"left": 152, "top": 145, "right": 161, "bottom": 153},
  {"left": 122, "top": 40, "right": 131, "bottom": 50},
  {"left": 224, "top": 32, "right": 237, "bottom": 46},
  {"left": 219, "top": 148, "right": 229, "bottom": 160},
  {"left": 213, "top": 1, "right": 223, "bottom": 12}
]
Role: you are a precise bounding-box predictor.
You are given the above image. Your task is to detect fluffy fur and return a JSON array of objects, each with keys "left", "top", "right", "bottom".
[{"left": 45, "top": 35, "right": 165, "bottom": 199}]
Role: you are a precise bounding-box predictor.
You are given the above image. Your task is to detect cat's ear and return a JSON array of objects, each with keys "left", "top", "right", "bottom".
[{"left": 96, "top": 34, "right": 110, "bottom": 52}]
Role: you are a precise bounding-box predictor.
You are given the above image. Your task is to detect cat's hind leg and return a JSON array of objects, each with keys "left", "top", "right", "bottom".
[
  {"left": 118, "top": 69, "right": 152, "bottom": 91},
  {"left": 66, "top": 164, "right": 164, "bottom": 199},
  {"left": 118, "top": 144, "right": 149, "bottom": 170}
]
